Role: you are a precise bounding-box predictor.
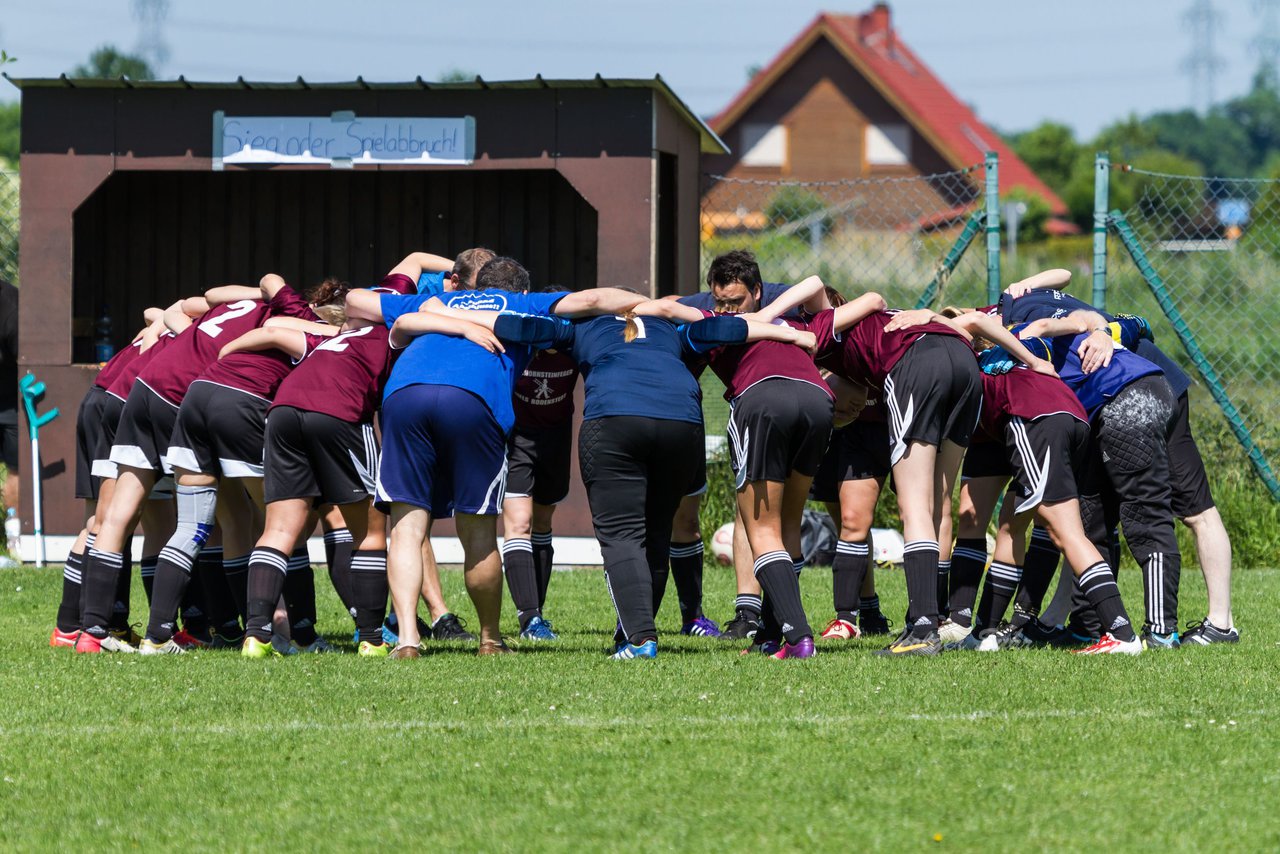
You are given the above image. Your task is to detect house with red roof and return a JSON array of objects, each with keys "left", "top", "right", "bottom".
[{"left": 702, "top": 4, "right": 1074, "bottom": 236}]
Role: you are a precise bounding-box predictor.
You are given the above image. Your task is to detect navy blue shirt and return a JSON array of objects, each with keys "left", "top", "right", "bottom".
[
  {"left": 1012, "top": 319, "right": 1162, "bottom": 417},
  {"left": 380, "top": 289, "right": 563, "bottom": 432},
  {"left": 999, "top": 289, "right": 1191, "bottom": 397},
  {"left": 678, "top": 281, "right": 798, "bottom": 317},
  {"left": 494, "top": 313, "right": 747, "bottom": 425}
]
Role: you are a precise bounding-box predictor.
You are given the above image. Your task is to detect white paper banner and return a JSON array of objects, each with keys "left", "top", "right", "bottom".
[{"left": 213, "top": 113, "right": 475, "bottom": 168}]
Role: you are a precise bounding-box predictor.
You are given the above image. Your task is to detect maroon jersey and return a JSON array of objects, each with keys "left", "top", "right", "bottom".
[
  {"left": 271, "top": 324, "right": 396, "bottom": 423},
  {"left": 105, "top": 333, "right": 175, "bottom": 400},
  {"left": 195, "top": 296, "right": 320, "bottom": 400},
  {"left": 94, "top": 339, "right": 144, "bottom": 391},
  {"left": 809, "top": 308, "right": 969, "bottom": 390},
  {"left": 374, "top": 273, "right": 417, "bottom": 295},
  {"left": 698, "top": 310, "right": 829, "bottom": 401},
  {"left": 975, "top": 368, "right": 1087, "bottom": 441},
  {"left": 137, "top": 287, "right": 314, "bottom": 405},
  {"left": 513, "top": 349, "right": 579, "bottom": 429}
]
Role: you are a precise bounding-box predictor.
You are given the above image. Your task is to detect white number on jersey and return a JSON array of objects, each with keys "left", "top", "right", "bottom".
[
  {"left": 313, "top": 324, "right": 374, "bottom": 355},
  {"left": 197, "top": 300, "right": 260, "bottom": 339}
]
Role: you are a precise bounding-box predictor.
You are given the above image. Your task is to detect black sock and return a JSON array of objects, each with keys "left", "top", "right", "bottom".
[
  {"left": 531, "top": 530, "right": 554, "bottom": 609},
  {"left": 80, "top": 547, "right": 124, "bottom": 638},
  {"left": 245, "top": 547, "right": 288, "bottom": 642},
  {"left": 284, "top": 546, "right": 318, "bottom": 646},
  {"left": 903, "top": 540, "right": 940, "bottom": 637},
  {"left": 948, "top": 538, "right": 986, "bottom": 628},
  {"left": 56, "top": 550, "right": 85, "bottom": 632},
  {"left": 350, "top": 549, "right": 388, "bottom": 644},
  {"left": 195, "top": 546, "right": 239, "bottom": 635},
  {"left": 650, "top": 558, "right": 671, "bottom": 620},
  {"left": 832, "top": 540, "right": 869, "bottom": 623},
  {"left": 735, "top": 593, "right": 763, "bottom": 620},
  {"left": 1015, "top": 526, "right": 1060, "bottom": 619},
  {"left": 669, "top": 540, "right": 704, "bottom": 623},
  {"left": 936, "top": 558, "right": 951, "bottom": 620},
  {"left": 139, "top": 554, "right": 156, "bottom": 604},
  {"left": 859, "top": 594, "right": 880, "bottom": 615},
  {"left": 502, "top": 539, "right": 541, "bottom": 630},
  {"left": 323, "top": 528, "right": 356, "bottom": 617},
  {"left": 754, "top": 551, "right": 811, "bottom": 644},
  {"left": 146, "top": 548, "right": 196, "bottom": 643},
  {"left": 223, "top": 554, "right": 249, "bottom": 624},
  {"left": 109, "top": 546, "right": 134, "bottom": 632},
  {"left": 973, "top": 560, "right": 1021, "bottom": 634},
  {"left": 1078, "top": 562, "right": 1137, "bottom": 642}
]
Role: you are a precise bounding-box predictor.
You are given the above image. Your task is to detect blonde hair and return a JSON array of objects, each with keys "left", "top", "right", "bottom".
[
  {"left": 313, "top": 303, "right": 346, "bottom": 326},
  {"left": 941, "top": 305, "right": 992, "bottom": 351},
  {"left": 623, "top": 311, "right": 641, "bottom": 343}
]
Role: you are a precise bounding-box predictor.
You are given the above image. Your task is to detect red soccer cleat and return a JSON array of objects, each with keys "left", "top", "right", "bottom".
[
  {"left": 50, "top": 627, "right": 78, "bottom": 648},
  {"left": 820, "top": 618, "right": 860, "bottom": 640},
  {"left": 172, "top": 629, "right": 209, "bottom": 650},
  {"left": 73, "top": 631, "right": 103, "bottom": 654}
]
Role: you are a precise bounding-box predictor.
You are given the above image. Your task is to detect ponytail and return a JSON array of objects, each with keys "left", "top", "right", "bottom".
[{"left": 623, "top": 311, "right": 640, "bottom": 343}]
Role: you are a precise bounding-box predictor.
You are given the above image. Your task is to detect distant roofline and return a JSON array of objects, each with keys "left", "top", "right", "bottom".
[{"left": 4, "top": 72, "right": 729, "bottom": 155}]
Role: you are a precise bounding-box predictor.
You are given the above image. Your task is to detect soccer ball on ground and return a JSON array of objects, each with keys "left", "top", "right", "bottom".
[{"left": 710, "top": 522, "right": 734, "bottom": 565}]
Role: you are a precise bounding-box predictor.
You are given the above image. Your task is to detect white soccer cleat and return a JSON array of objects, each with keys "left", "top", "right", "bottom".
[
  {"left": 937, "top": 619, "right": 969, "bottom": 645},
  {"left": 1074, "top": 633, "right": 1143, "bottom": 656},
  {"left": 139, "top": 638, "right": 186, "bottom": 655}
]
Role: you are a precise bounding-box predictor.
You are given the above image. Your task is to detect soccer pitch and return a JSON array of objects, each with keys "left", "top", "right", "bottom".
[{"left": 1, "top": 563, "right": 1278, "bottom": 850}]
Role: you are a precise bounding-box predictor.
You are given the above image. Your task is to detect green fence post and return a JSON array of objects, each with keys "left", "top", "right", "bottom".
[
  {"left": 915, "top": 210, "right": 984, "bottom": 310},
  {"left": 1110, "top": 210, "right": 1280, "bottom": 500},
  {"left": 985, "top": 151, "right": 1001, "bottom": 305},
  {"left": 1092, "top": 153, "right": 1110, "bottom": 310}
]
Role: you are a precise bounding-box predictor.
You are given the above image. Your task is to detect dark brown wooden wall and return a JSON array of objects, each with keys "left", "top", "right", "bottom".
[{"left": 72, "top": 169, "right": 597, "bottom": 356}]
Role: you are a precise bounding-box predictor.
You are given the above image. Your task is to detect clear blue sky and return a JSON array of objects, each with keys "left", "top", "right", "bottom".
[{"left": 0, "top": 0, "right": 1265, "bottom": 139}]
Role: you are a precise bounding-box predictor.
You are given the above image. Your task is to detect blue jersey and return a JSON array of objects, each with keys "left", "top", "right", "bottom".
[
  {"left": 999, "top": 289, "right": 1191, "bottom": 396},
  {"left": 494, "top": 313, "right": 748, "bottom": 424},
  {"left": 416, "top": 271, "right": 448, "bottom": 297},
  {"left": 1013, "top": 319, "right": 1162, "bottom": 417},
  {"left": 380, "top": 289, "right": 564, "bottom": 432},
  {"left": 678, "top": 281, "right": 799, "bottom": 317}
]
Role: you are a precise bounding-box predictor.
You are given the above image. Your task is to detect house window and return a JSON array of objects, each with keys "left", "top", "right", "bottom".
[
  {"left": 866, "top": 123, "right": 911, "bottom": 165},
  {"left": 740, "top": 123, "right": 787, "bottom": 167}
]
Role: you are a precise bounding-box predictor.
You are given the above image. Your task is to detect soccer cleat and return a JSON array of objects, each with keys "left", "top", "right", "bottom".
[
  {"left": 874, "top": 628, "right": 942, "bottom": 657},
  {"left": 820, "top": 618, "right": 860, "bottom": 640},
  {"left": 109, "top": 625, "right": 144, "bottom": 647},
  {"left": 50, "top": 627, "right": 78, "bottom": 648},
  {"left": 1181, "top": 619, "right": 1240, "bottom": 646},
  {"left": 271, "top": 634, "right": 301, "bottom": 656},
  {"left": 209, "top": 630, "right": 245, "bottom": 650},
  {"left": 944, "top": 632, "right": 986, "bottom": 652},
  {"left": 477, "top": 639, "right": 515, "bottom": 656},
  {"left": 75, "top": 631, "right": 137, "bottom": 654},
  {"left": 937, "top": 619, "right": 969, "bottom": 645},
  {"left": 388, "top": 643, "right": 421, "bottom": 660},
  {"left": 858, "top": 610, "right": 892, "bottom": 636},
  {"left": 1074, "top": 633, "right": 1143, "bottom": 655},
  {"left": 771, "top": 636, "right": 816, "bottom": 660},
  {"left": 991, "top": 621, "right": 1034, "bottom": 650},
  {"left": 241, "top": 636, "right": 281, "bottom": 659},
  {"left": 610, "top": 639, "right": 657, "bottom": 660},
  {"left": 1019, "top": 619, "right": 1078, "bottom": 648},
  {"left": 740, "top": 639, "right": 781, "bottom": 657},
  {"left": 172, "top": 629, "right": 209, "bottom": 650},
  {"left": 300, "top": 637, "right": 336, "bottom": 654},
  {"left": 357, "top": 640, "right": 390, "bottom": 658},
  {"left": 432, "top": 613, "right": 477, "bottom": 642},
  {"left": 680, "top": 615, "right": 723, "bottom": 638},
  {"left": 721, "top": 609, "right": 761, "bottom": 640},
  {"left": 139, "top": 638, "right": 186, "bottom": 655},
  {"left": 1141, "top": 629, "right": 1181, "bottom": 650},
  {"left": 519, "top": 616, "right": 559, "bottom": 641}
]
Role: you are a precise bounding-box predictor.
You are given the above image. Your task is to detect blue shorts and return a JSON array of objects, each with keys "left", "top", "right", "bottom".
[{"left": 375, "top": 384, "right": 508, "bottom": 517}]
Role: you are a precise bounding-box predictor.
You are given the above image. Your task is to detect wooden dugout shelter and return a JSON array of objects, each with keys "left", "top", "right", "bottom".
[{"left": 8, "top": 74, "right": 726, "bottom": 538}]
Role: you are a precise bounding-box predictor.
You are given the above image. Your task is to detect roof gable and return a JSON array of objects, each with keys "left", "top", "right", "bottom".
[{"left": 712, "top": 7, "right": 1066, "bottom": 214}]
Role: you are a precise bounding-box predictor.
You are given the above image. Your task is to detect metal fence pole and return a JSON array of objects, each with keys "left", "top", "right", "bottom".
[
  {"left": 1110, "top": 210, "right": 1280, "bottom": 500},
  {"left": 984, "top": 151, "right": 1001, "bottom": 304},
  {"left": 1092, "top": 153, "right": 1110, "bottom": 310},
  {"left": 915, "top": 211, "right": 984, "bottom": 309}
]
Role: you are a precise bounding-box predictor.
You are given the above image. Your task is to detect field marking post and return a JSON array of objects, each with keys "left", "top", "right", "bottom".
[
  {"left": 1110, "top": 210, "right": 1280, "bottom": 500},
  {"left": 915, "top": 210, "right": 984, "bottom": 309},
  {"left": 1092, "top": 153, "right": 1110, "bottom": 310},
  {"left": 984, "top": 151, "right": 1001, "bottom": 305}
]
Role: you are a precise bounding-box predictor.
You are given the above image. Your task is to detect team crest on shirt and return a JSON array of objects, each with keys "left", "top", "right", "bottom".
[{"left": 446, "top": 292, "right": 509, "bottom": 312}]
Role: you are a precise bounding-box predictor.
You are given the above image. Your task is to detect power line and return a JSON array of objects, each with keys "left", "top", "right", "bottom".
[{"left": 1183, "top": 0, "right": 1225, "bottom": 112}]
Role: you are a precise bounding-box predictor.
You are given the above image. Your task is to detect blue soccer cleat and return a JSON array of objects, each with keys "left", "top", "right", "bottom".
[
  {"left": 519, "top": 615, "right": 559, "bottom": 641},
  {"left": 680, "top": 615, "right": 723, "bottom": 637},
  {"left": 610, "top": 640, "right": 657, "bottom": 660}
]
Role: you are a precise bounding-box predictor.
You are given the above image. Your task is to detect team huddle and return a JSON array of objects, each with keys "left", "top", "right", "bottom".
[{"left": 51, "top": 247, "right": 1239, "bottom": 660}]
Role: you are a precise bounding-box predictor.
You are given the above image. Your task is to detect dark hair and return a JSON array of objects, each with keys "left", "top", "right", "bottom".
[
  {"left": 824, "top": 286, "right": 846, "bottom": 308},
  {"left": 305, "top": 277, "right": 350, "bottom": 307},
  {"left": 453, "top": 247, "right": 496, "bottom": 288},
  {"left": 475, "top": 256, "right": 530, "bottom": 293},
  {"left": 706, "top": 249, "right": 762, "bottom": 291},
  {"left": 539, "top": 284, "right": 572, "bottom": 294}
]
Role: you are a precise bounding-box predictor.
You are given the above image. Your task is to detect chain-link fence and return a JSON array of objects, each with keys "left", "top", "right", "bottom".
[
  {"left": 1106, "top": 166, "right": 1280, "bottom": 497},
  {"left": 699, "top": 165, "right": 990, "bottom": 431},
  {"left": 0, "top": 170, "right": 17, "bottom": 285}
]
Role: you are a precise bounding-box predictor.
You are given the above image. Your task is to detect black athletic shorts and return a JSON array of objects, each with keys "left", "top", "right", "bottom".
[
  {"left": 1004, "top": 414, "right": 1090, "bottom": 514},
  {"left": 505, "top": 422, "right": 573, "bottom": 506},
  {"left": 727, "top": 378, "right": 833, "bottom": 489},
  {"left": 884, "top": 335, "right": 982, "bottom": 464},
  {"left": 1167, "top": 391, "right": 1214, "bottom": 517},
  {"left": 109, "top": 381, "right": 179, "bottom": 475},
  {"left": 809, "top": 419, "right": 891, "bottom": 502},
  {"left": 74, "top": 386, "right": 111, "bottom": 499},
  {"left": 961, "top": 437, "right": 1011, "bottom": 480},
  {"left": 168, "top": 381, "right": 270, "bottom": 478},
  {"left": 264, "top": 406, "right": 378, "bottom": 506},
  {"left": 1, "top": 421, "right": 16, "bottom": 471},
  {"left": 91, "top": 394, "right": 126, "bottom": 481}
]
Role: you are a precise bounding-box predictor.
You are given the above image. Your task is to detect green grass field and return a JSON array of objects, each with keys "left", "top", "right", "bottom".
[{"left": 1, "top": 561, "right": 1277, "bottom": 850}]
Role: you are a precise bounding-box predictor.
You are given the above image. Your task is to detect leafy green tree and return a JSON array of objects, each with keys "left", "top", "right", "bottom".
[
  {"left": 70, "top": 45, "right": 155, "bottom": 80},
  {"left": 438, "top": 68, "right": 476, "bottom": 83},
  {"left": 1001, "top": 187, "right": 1051, "bottom": 242},
  {"left": 764, "top": 185, "right": 831, "bottom": 244},
  {"left": 0, "top": 102, "right": 18, "bottom": 166},
  {"left": 1222, "top": 67, "right": 1280, "bottom": 174},
  {"left": 1007, "top": 121, "right": 1079, "bottom": 192}
]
